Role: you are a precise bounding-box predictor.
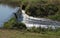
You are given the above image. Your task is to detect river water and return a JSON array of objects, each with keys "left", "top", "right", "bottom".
[{"left": 0, "top": 4, "right": 18, "bottom": 27}]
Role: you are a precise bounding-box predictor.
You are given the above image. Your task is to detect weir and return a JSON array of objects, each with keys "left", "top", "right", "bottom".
[{"left": 15, "top": 8, "right": 60, "bottom": 29}]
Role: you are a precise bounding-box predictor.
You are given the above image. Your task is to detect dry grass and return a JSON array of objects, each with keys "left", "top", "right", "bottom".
[{"left": 0, "top": 29, "right": 60, "bottom": 38}]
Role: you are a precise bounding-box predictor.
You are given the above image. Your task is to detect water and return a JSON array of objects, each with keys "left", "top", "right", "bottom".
[
  {"left": 0, "top": 4, "right": 60, "bottom": 29},
  {"left": 0, "top": 4, "right": 18, "bottom": 27},
  {"left": 21, "top": 10, "right": 60, "bottom": 29}
]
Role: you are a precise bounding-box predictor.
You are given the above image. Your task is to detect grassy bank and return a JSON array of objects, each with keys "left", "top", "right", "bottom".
[{"left": 0, "top": 29, "right": 60, "bottom": 38}]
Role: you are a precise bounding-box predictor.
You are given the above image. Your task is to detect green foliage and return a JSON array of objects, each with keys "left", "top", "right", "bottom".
[
  {"left": 48, "top": 12, "right": 60, "bottom": 21},
  {"left": 46, "top": 4, "right": 58, "bottom": 15},
  {"left": 25, "top": 1, "right": 58, "bottom": 17},
  {"left": 27, "top": 27, "right": 48, "bottom": 33},
  {"left": 4, "top": 22, "right": 11, "bottom": 29},
  {"left": 12, "top": 22, "right": 27, "bottom": 30},
  {"left": 4, "top": 17, "right": 16, "bottom": 29},
  {"left": 27, "top": 26, "right": 60, "bottom": 33},
  {"left": 4, "top": 17, "right": 27, "bottom": 30}
]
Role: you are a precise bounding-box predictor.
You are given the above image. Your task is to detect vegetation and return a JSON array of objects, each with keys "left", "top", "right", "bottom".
[
  {"left": 4, "top": 17, "right": 27, "bottom": 30},
  {"left": 12, "top": 22, "right": 27, "bottom": 30},
  {"left": 26, "top": 4, "right": 58, "bottom": 17},
  {"left": 21, "top": 0, "right": 60, "bottom": 21},
  {"left": 3, "top": 17, "right": 16, "bottom": 29}
]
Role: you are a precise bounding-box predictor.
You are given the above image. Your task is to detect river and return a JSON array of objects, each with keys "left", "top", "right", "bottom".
[
  {"left": 0, "top": 4, "right": 18, "bottom": 27},
  {"left": 0, "top": 4, "right": 60, "bottom": 29}
]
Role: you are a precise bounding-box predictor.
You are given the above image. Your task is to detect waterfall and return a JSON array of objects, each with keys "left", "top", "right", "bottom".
[{"left": 15, "top": 8, "right": 60, "bottom": 29}]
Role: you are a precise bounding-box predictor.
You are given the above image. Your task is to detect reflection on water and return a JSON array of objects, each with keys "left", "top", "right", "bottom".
[{"left": 0, "top": 4, "right": 18, "bottom": 27}]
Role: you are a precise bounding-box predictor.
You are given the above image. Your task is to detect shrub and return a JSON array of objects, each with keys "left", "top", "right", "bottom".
[
  {"left": 46, "top": 4, "right": 58, "bottom": 15},
  {"left": 26, "top": 3, "right": 58, "bottom": 17},
  {"left": 12, "top": 22, "right": 27, "bottom": 30},
  {"left": 3, "top": 17, "right": 16, "bottom": 29},
  {"left": 27, "top": 26, "right": 47, "bottom": 33},
  {"left": 48, "top": 12, "right": 60, "bottom": 21},
  {"left": 4, "top": 21, "right": 27, "bottom": 30},
  {"left": 4, "top": 22, "right": 11, "bottom": 29}
]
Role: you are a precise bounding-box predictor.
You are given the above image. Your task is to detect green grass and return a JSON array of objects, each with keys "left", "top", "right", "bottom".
[{"left": 0, "top": 29, "right": 60, "bottom": 38}]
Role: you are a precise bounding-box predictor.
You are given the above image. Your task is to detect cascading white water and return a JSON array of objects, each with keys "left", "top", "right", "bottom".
[
  {"left": 0, "top": 4, "right": 60, "bottom": 29},
  {"left": 19, "top": 10, "right": 60, "bottom": 29}
]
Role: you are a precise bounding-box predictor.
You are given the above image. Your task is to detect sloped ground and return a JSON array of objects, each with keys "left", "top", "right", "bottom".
[{"left": 0, "top": 29, "right": 60, "bottom": 38}]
